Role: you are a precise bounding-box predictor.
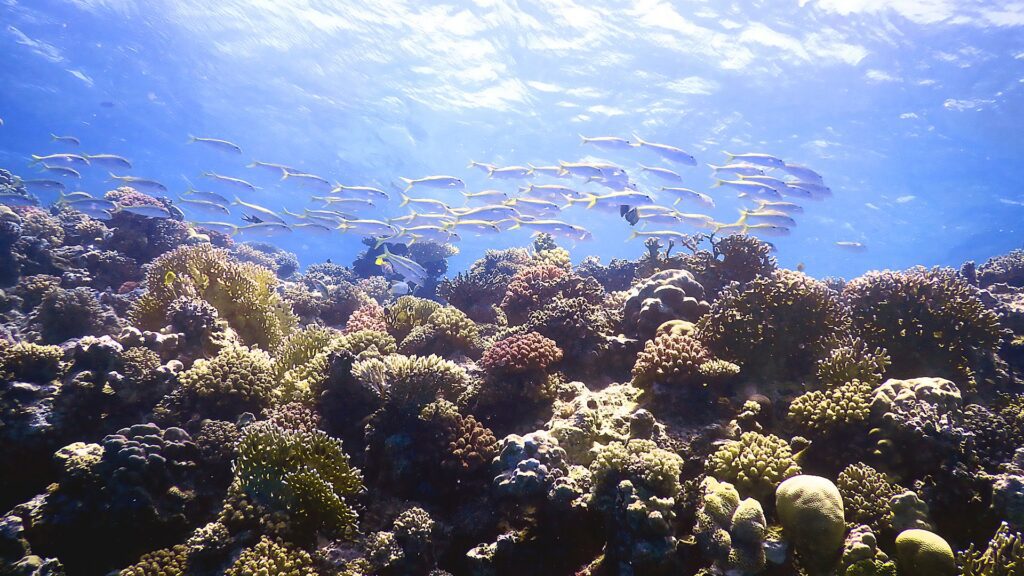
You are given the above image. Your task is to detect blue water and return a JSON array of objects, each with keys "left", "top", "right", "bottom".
[{"left": 2, "top": 0, "right": 1023, "bottom": 278}]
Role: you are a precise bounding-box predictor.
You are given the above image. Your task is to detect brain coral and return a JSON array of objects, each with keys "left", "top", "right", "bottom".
[
  {"left": 621, "top": 268, "right": 710, "bottom": 340},
  {"left": 842, "top": 266, "right": 1005, "bottom": 389},
  {"left": 130, "top": 244, "right": 297, "bottom": 350}
]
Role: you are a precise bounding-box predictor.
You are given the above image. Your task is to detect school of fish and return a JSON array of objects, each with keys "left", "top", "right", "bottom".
[{"left": 1, "top": 127, "right": 868, "bottom": 284}]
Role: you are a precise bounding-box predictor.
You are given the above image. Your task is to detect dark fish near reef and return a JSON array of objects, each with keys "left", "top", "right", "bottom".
[
  {"left": 621, "top": 205, "right": 640, "bottom": 226},
  {"left": 242, "top": 214, "right": 264, "bottom": 224},
  {"left": 117, "top": 204, "right": 171, "bottom": 218}
]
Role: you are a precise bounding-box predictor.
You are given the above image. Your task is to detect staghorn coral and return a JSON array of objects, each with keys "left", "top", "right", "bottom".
[
  {"left": 842, "top": 266, "right": 1005, "bottom": 389},
  {"left": 130, "top": 244, "right": 297, "bottom": 350},
  {"left": 232, "top": 241, "right": 299, "bottom": 279},
  {"left": 235, "top": 422, "right": 363, "bottom": 540},
  {"left": 698, "top": 269, "right": 851, "bottom": 382},
  {"left": 178, "top": 343, "right": 276, "bottom": 419},
  {"left": 630, "top": 331, "right": 711, "bottom": 389},
  {"left": 621, "top": 268, "right": 710, "bottom": 341},
  {"left": 707, "top": 431, "right": 802, "bottom": 502},
  {"left": 958, "top": 521, "right": 1024, "bottom": 575}
]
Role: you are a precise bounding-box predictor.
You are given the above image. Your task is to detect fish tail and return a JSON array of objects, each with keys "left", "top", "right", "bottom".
[
  {"left": 673, "top": 198, "right": 680, "bottom": 206},
  {"left": 525, "top": 164, "right": 535, "bottom": 175},
  {"left": 578, "top": 134, "right": 587, "bottom": 143},
  {"left": 486, "top": 167, "right": 495, "bottom": 178},
  {"left": 508, "top": 219, "right": 521, "bottom": 230},
  {"left": 561, "top": 195, "right": 576, "bottom": 210},
  {"left": 586, "top": 196, "right": 597, "bottom": 209},
  {"left": 107, "top": 171, "right": 120, "bottom": 182},
  {"left": 518, "top": 186, "right": 529, "bottom": 194},
  {"left": 232, "top": 195, "right": 242, "bottom": 206},
  {"left": 49, "top": 134, "right": 58, "bottom": 141},
  {"left": 467, "top": 160, "right": 478, "bottom": 168},
  {"left": 724, "top": 151, "right": 737, "bottom": 161},
  {"left": 631, "top": 133, "right": 644, "bottom": 146},
  {"left": 245, "top": 161, "right": 256, "bottom": 168},
  {"left": 280, "top": 170, "right": 291, "bottom": 181},
  {"left": 400, "top": 194, "right": 411, "bottom": 207},
  {"left": 399, "top": 177, "right": 413, "bottom": 192},
  {"left": 187, "top": 134, "right": 197, "bottom": 144},
  {"left": 711, "top": 179, "right": 723, "bottom": 189},
  {"left": 707, "top": 163, "right": 720, "bottom": 171},
  {"left": 627, "top": 231, "right": 639, "bottom": 241}
]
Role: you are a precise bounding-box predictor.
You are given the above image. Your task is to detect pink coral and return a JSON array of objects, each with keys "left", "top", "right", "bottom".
[
  {"left": 500, "top": 265, "right": 567, "bottom": 324},
  {"left": 344, "top": 301, "right": 387, "bottom": 334},
  {"left": 480, "top": 331, "right": 563, "bottom": 375},
  {"left": 105, "top": 186, "right": 163, "bottom": 207}
]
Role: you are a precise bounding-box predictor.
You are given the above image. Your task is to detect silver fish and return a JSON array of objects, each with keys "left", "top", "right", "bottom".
[
  {"left": 332, "top": 184, "right": 390, "bottom": 201},
  {"left": 399, "top": 175, "right": 465, "bottom": 191},
  {"left": 178, "top": 197, "right": 230, "bottom": 215},
  {"left": 504, "top": 197, "right": 560, "bottom": 217},
  {"left": 108, "top": 173, "right": 168, "bottom": 194},
  {"left": 50, "top": 134, "right": 80, "bottom": 146},
  {"left": 638, "top": 165, "right": 683, "bottom": 182},
  {"left": 835, "top": 241, "right": 867, "bottom": 252},
  {"left": 312, "top": 195, "right": 375, "bottom": 208},
  {"left": 467, "top": 160, "right": 496, "bottom": 173},
  {"left": 193, "top": 221, "right": 238, "bottom": 235},
  {"left": 579, "top": 134, "right": 634, "bottom": 150},
  {"left": 520, "top": 184, "right": 582, "bottom": 202},
  {"left": 660, "top": 187, "right": 714, "bottom": 208},
  {"left": 41, "top": 164, "right": 81, "bottom": 179},
  {"left": 399, "top": 194, "right": 450, "bottom": 211},
  {"left": 282, "top": 171, "right": 333, "bottom": 192},
  {"left": 628, "top": 230, "right": 692, "bottom": 242},
  {"left": 234, "top": 223, "right": 292, "bottom": 239},
  {"left": 450, "top": 204, "right": 518, "bottom": 220},
  {"left": 337, "top": 219, "right": 398, "bottom": 236},
  {"left": 188, "top": 135, "right": 242, "bottom": 154},
  {"left": 740, "top": 209, "right": 796, "bottom": 228},
  {"left": 633, "top": 135, "right": 697, "bottom": 165},
  {"left": 293, "top": 222, "right": 334, "bottom": 235},
  {"left": 65, "top": 198, "right": 117, "bottom": 211},
  {"left": 724, "top": 151, "right": 786, "bottom": 169},
  {"left": 488, "top": 165, "right": 533, "bottom": 180},
  {"left": 232, "top": 196, "right": 286, "bottom": 224},
  {"left": 708, "top": 163, "right": 765, "bottom": 177},
  {"left": 20, "top": 179, "right": 65, "bottom": 192},
  {"left": 202, "top": 172, "right": 258, "bottom": 193},
  {"left": 782, "top": 163, "right": 824, "bottom": 184},
  {"left": 117, "top": 204, "right": 171, "bottom": 218},
  {"left": 30, "top": 153, "right": 89, "bottom": 167},
  {"left": 183, "top": 187, "right": 230, "bottom": 205},
  {"left": 527, "top": 164, "right": 572, "bottom": 179},
  {"left": 0, "top": 193, "right": 39, "bottom": 206},
  {"left": 85, "top": 154, "right": 132, "bottom": 169},
  {"left": 557, "top": 161, "right": 605, "bottom": 178},
  {"left": 375, "top": 246, "right": 428, "bottom": 286},
  {"left": 564, "top": 191, "right": 654, "bottom": 209},
  {"left": 247, "top": 160, "right": 296, "bottom": 177}
]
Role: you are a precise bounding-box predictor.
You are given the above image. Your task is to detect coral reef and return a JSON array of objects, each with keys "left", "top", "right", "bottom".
[{"left": 0, "top": 171, "right": 1021, "bottom": 576}]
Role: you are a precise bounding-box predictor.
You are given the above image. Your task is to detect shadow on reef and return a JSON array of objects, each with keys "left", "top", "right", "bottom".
[{"left": 2, "top": 171, "right": 1024, "bottom": 576}]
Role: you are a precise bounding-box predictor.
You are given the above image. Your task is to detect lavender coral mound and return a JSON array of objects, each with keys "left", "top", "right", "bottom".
[
  {"left": 630, "top": 331, "right": 711, "bottom": 389},
  {"left": 621, "top": 268, "right": 710, "bottom": 340}
]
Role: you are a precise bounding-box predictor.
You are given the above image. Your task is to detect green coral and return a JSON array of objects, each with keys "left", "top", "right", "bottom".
[
  {"left": 694, "top": 476, "right": 767, "bottom": 575},
  {"left": 788, "top": 379, "right": 874, "bottom": 437},
  {"left": 707, "top": 431, "right": 801, "bottom": 501},
  {"left": 130, "top": 244, "right": 297, "bottom": 350},
  {"left": 816, "top": 337, "right": 891, "bottom": 388},
  {"left": 959, "top": 522, "right": 1024, "bottom": 576},
  {"left": 590, "top": 439, "right": 682, "bottom": 502},
  {"left": 351, "top": 353, "right": 470, "bottom": 414},
  {"left": 224, "top": 536, "right": 318, "bottom": 576},
  {"left": 836, "top": 463, "right": 900, "bottom": 532},
  {"left": 385, "top": 296, "right": 441, "bottom": 341},
  {"left": 697, "top": 269, "right": 851, "bottom": 381},
  {"left": 234, "top": 422, "right": 363, "bottom": 540},
  {"left": 842, "top": 266, "right": 1005, "bottom": 389},
  {"left": 342, "top": 329, "right": 398, "bottom": 358},
  {"left": 895, "top": 529, "right": 956, "bottom": 576},
  {"left": 776, "top": 475, "right": 846, "bottom": 574},
  {"left": 118, "top": 544, "right": 190, "bottom": 576},
  {"left": 840, "top": 525, "right": 897, "bottom": 576},
  {"left": 179, "top": 343, "right": 276, "bottom": 418},
  {"left": 534, "top": 247, "right": 572, "bottom": 270},
  {"left": 273, "top": 325, "right": 347, "bottom": 402},
  {"left": 398, "top": 305, "right": 481, "bottom": 357},
  {"left": 0, "top": 341, "right": 64, "bottom": 382}
]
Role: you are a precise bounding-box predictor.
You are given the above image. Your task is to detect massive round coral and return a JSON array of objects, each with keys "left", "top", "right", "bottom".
[{"left": 621, "top": 268, "right": 710, "bottom": 340}]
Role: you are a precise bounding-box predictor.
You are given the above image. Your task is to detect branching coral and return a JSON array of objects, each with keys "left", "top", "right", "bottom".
[
  {"left": 352, "top": 353, "right": 470, "bottom": 415},
  {"left": 842, "top": 267, "right": 1006, "bottom": 389},
  {"left": 630, "top": 331, "right": 711, "bottom": 389},
  {"left": 345, "top": 301, "right": 387, "bottom": 334},
  {"left": 438, "top": 248, "right": 532, "bottom": 322},
  {"left": 816, "top": 337, "right": 891, "bottom": 389},
  {"left": 788, "top": 379, "right": 874, "bottom": 438},
  {"left": 398, "top": 305, "right": 481, "bottom": 358},
  {"left": 385, "top": 296, "right": 441, "bottom": 341},
  {"left": 977, "top": 249, "right": 1024, "bottom": 288},
  {"left": 524, "top": 295, "right": 610, "bottom": 370},
  {"left": 707, "top": 431, "right": 802, "bottom": 502},
  {"left": 959, "top": 522, "right": 1024, "bottom": 575},
  {"left": 34, "top": 286, "right": 111, "bottom": 343},
  {"left": 224, "top": 536, "right": 319, "bottom": 576},
  {"left": 698, "top": 269, "right": 851, "bottom": 382},
  {"left": 0, "top": 341, "right": 64, "bottom": 382},
  {"left": 233, "top": 241, "right": 299, "bottom": 279},
  {"left": 501, "top": 264, "right": 568, "bottom": 324},
  {"left": 178, "top": 343, "right": 276, "bottom": 419},
  {"left": 235, "top": 422, "right": 363, "bottom": 540},
  {"left": 837, "top": 463, "right": 901, "bottom": 532},
  {"left": 130, "top": 244, "right": 297, "bottom": 350}
]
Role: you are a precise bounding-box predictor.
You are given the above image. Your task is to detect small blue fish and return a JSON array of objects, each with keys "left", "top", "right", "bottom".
[{"left": 0, "top": 193, "right": 39, "bottom": 207}]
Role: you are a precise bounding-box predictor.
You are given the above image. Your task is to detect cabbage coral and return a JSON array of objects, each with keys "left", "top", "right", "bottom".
[
  {"left": 698, "top": 269, "right": 851, "bottom": 382},
  {"left": 842, "top": 267, "right": 1005, "bottom": 389},
  {"left": 235, "top": 422, "right": 363, "bottom": 540},
  {"left": 130, "top": 244, "right": 297, "bottom": 350},
  {"left": 707, "top": 431, "right": 802, "bottom": 501}
]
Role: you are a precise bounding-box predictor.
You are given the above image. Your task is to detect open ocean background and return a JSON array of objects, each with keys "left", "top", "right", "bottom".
[{"left": 1, "top": 0, "right": 1023, "bottom": 278}]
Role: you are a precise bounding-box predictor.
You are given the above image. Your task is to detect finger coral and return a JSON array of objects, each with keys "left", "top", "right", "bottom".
[
  {"left": 707, "top": 431, "right": 802, "bottom": 502},
  {"left": 178, "top": 343, "right": 276, "bottom": 419},
  {"left": 224, "top": 536, "right": 318, "bottom": 576}
]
